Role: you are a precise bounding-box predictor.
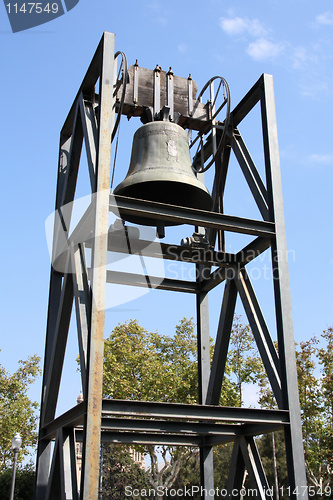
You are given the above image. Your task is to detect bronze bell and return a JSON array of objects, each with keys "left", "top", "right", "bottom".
[{"left": 113, "top": 121, "right": 213, "bottom": 226}]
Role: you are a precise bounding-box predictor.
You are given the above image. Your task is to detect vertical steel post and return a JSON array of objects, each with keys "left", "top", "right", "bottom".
[
  {"left": 260, "top": 74, "right": 308, "bottom": 500},
  {"left": 34, "top": 132, "right": 74, "bottom": 500},
  {"left": 82, "top": 32, "right": 115, "bottom": 499},
  {"left": 197, "top": 264, "right": 215, "bottom": 499}
]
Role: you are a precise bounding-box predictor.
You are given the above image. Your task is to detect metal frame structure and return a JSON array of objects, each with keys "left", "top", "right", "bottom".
[{"left": 35, "top": 31, "right": 308, "bottom": 499}]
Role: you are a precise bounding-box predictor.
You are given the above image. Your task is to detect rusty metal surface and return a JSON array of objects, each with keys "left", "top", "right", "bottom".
[{"left": 82, "top": 31, "right": 116, "bottom": 500}]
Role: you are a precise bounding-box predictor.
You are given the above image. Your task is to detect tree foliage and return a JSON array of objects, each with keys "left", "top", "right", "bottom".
[
  {"left": 103, "top": 318, "right": 198, "bottom": 404},
  {"left": 226, "top": 316, "right": 263, "bottom": 406},
  {"left": 102, "top": 444, "right": 149, "bottom": 499},
  {"left": 0, "top": 464, "right": 36, "bottom": 500},
  {"left": 102, "top": 318, "right": 243, "bottom": 496},
  {"left": 103, "top": 318, "right": 199, "bottom": 495},
  {"left": 257, "top": 328, "right": 333, "bottom": 493},
  {"left": 296, "top": 328, "right": 333, "bottom": 491},
  {"left": 0, "top": 353, "right": 41, "bottom": 471},
  {"left": 257, "top": 431, "right": 288, "bottom": 496},
  {"left": 102, "top": 317, "right": 333, "bottom": 496},
  {"left": 103, "top": 318, "right": 204, "bottom": 495}
]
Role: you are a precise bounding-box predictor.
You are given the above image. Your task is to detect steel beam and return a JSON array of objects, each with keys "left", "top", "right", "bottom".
[
  {"left": 107, "top": 237, "right": 235, "bottom": 267},
  {"left": 101, "top": 417, "right": 242, "bottom": 436},
  {"left": 112, "top": 195, "right": 275, "bottom": 238},
  {"left": 35, "top": 129, "right": 76, "bottom": 499},
  {"left": 42, "top": 256, "right": 74, "bottom": 426},
  {"left": 199, "top": 265, "right": 233, "bottom": 293},
  {"left": 105, "top": 270, "right": 198, "bottom": 293},
  {"left": 82, "top": 31, "right": 116, "bottom": 500},
  {"left": 231, "top": 75, "right": 262, "bottom": 126},
  {"left": 61, "top": 35, "right": 104, "bottom": 137},
  {"left": 235, "top": 268, "right": 282, "bottom": 408},
  {"left": 239, "top": 436, "right": 271, "bottom": 500},
  {"left": 39, "top": 401, "right": 287, "bottom": 444},
  {"left": 58, "top": 101, "right": 84, "bottom": 231},
  {"left": 72, "top": 243, "right": 91, "bottom": 399},
  {"left": 78, "top": 94, "right": 97, "bottom": 191},
  {"left": 101, "top": 399, "right": 290, "bottom": 424},
  {"left": 236, "top": 237, "right": 271, "bottom": 266},
  {"left": 260, "top": 74, "right": 308, "bottom": 499},
  {"left": 44, "top": 428, "right": 79, "bottom": 500},
  {"left": 62, "top": 429, "right": 79, "bottom": 500},
  {"left": 197, "top": 263, "right": 215, "bottom": 498},
  {"left": 40, "top": 402, "right": 86, "bottom": 442},
  {"left": 52, "top": 105, "right": 84, "bottom": 274},
  {"left": 45, "top": 430, "right": 63, "bottom": 500},
  {"left": 95, "top": 431, "right": 203, "bottom": 447},
  {"left": 226, "top": 439, "right": 246, "bottom": 500},
  {"left": 231, "top": 131, "right": 269, "bottom": 220},
  {"left": 208, "top": 139, "right": 232, "bottom": 250},
  {"left": 207, "top": 275, "right": 238, "bottom": 405}
]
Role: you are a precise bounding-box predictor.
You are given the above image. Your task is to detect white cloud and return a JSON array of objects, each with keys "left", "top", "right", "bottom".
[
  {"left": 291, "top": 46, "right": 311, "bottom": 69},
  {"left": 246, "top": 38, "right": 285, "bottom": 61},
  {"left": 147, "top": 1, "right": 168, "bottom": 25},
  {"left": 299, "top": 78, "right": 329, "bottom": 98},
  {"left": 219, "top": 16, "right": 285, "bottom": 63},
  {"left": 308, "top": 153, "right": 333, "bottom": 165},
  {"left": 220, "top": 16, "right": 267, "bottom": 37},
  {"left": 177, "top": 43, "right": 188, "bottom": 54},
  {"left": 316, "top": 12, "right": 333, "bottom": 25}
]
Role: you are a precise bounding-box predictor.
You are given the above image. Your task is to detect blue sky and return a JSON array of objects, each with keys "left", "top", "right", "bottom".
[{"left": 1, "top": 0, "right": 332, "bottom": 421}]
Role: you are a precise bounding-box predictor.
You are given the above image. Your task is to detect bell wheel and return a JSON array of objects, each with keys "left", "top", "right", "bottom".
[
  {"left": 112, "top": 51, "right": 128, "bottom": 142},
  {"left": 190, "top": 76, "right": 231, "bottom": 173}
]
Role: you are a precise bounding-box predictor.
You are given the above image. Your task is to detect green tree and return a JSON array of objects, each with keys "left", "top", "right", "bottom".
[
  {"left": 172, "top": 448, "right": 200, "bottom": 497},
  {"left": 213, "top": 443, "right": 234, "bottom": 490},
  {"left": 227, "top": 316, "right": 264, "bottom": 406},
  {"left": 0, "top": 464, "right": 36, "bottom": 500},
  {"left": 296, "top": 338, "right": 322, "bottom": 464},
  {"left": 103, "top": 318, "right": 199, "bottom": 404},
  {"left": 304, "top": 328, "right": 333, "bottom": 493},
  {"left": 102, "top": 318, "right": 240, "bottom": 497},
  {"left": 102, "top": 444, "right": 150, "bottom": 499},
  {"left": 256, "top": 431, "right": 288, "bottom": 497},
  {"left": 257, "top": 329, "right": 333, "bottom": 496},
  {"left": 318, "top": 328, "right": 333, "bottom": 430},
  {"left": 103, "top": 318, "right": 201, "bottom": 497},
  {"left": 0, "top": 354, "right": 41, "bottom": 471},
  {"left": 171, "top": 444, "right": 234, "bottom": 498}
]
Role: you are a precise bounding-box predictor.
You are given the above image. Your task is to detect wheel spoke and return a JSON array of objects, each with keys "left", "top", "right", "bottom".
[{"left": 190, "top": 76, "right": 230, "bottom": 173}]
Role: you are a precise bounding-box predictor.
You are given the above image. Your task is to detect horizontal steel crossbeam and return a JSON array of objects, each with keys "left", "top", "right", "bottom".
[
  {"left": 39, "top": 399, "right": 289, "bottom": 444},
  {"left": 105, "top": 270, "right": 198, "bottom": 293},
  {"left": 40, "top": 402, "right": 86, "bottom": 441},
  {"left": 112, "top": 195, "right": 275, "bottom": 238},
  {"left": 102, "top": 399, "right": 289, "bottom": 424}
]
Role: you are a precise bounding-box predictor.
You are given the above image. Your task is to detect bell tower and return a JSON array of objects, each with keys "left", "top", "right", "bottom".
[{"left": 35, "top": 31, "right": 308, "bottom": 499}]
